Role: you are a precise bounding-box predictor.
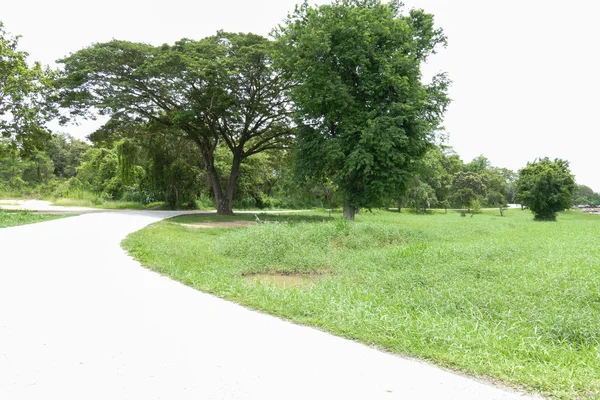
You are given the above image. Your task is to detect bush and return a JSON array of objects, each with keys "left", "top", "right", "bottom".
[{"left": 516, "top": 158, "right": 576, "bottom": 221}]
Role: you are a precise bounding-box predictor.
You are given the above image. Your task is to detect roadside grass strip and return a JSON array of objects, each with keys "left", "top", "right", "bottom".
[{"left": 0, "top": 210, "right": 71, "bottom": 228}]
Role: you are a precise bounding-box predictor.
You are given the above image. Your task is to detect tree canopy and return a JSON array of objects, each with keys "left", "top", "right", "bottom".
[
  {"left": 274, "top": 0, "right": 450, "bottom": 219},
  {"left": 516, "top": 158, "right": 576, "bottom": 221},
  {"left": 0, "top": 22, "right": 54, "bottom": 156},
  {"left": 57, "top": 32, "right": 292, "bottom": 214}
]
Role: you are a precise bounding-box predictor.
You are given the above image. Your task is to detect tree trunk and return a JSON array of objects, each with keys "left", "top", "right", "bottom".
[
  {"left": 173, "top": 185, "right": 180, "bottom": 209},
  {"left": 216, "top": 197, "right": 232, "bottom": 215},
  {"left": 343, "top": 202, "right": 356, "bottom": 220},
  {"left": 206, "top": 161, "right": 232, "bottom": 215},
  {"left": 224, "top": 151, "right": 243, "bottom": 213}
]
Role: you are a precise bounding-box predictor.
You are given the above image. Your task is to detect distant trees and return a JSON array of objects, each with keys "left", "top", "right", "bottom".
[
  {"left": 46, "top": 134, "right": 88, "bottom": 178},
  {"left": 390, "top": 150, "right": 518, "bottom": 215},
  {"left": 573, "top": 184, "right": 600, "bottom": 207},
  {"left": 516, "top": 158, "right": 576, "bottom": 221},
  {"left": 451, "top": 172, "right": 486, "bottom": 212},
  {"left": 274, "top": 0, "right": 450, "bottom": 220},
  {"left": 0, "top": 134, "right": 88, "bottom": 197}
]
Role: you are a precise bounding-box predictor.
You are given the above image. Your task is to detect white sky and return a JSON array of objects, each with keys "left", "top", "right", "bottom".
[{"left": 3, "top": 0, "right": 599, "bottom": 189}]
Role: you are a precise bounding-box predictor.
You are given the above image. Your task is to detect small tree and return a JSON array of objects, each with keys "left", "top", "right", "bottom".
[
  {"left": 407, "top": 178, "right": 436, "bottom": 213},
  {"left": 515, "top": 158, "right": 576, "bottom": 221},
  {"left": 451, "top": 172, "right": 485, "bottom": 213},
  {"left": 486, "top": 190, "right": 507, "bottom": 216}
]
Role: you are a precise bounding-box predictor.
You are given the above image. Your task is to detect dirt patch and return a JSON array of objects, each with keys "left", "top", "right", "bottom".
[
  {"left": 178, "top": 221, "right": 256, "bottom": 229},
  {"left": 243, "top": 271, "right": 329, "bottom": 288}
]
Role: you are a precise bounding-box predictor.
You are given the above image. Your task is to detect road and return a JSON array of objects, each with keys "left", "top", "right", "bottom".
[{"left": 0, "top": 211, "right": 540, "bottom": 399}]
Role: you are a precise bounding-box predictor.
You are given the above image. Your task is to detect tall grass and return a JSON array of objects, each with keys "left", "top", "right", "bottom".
[{"left": 123, "top": 209, "right": 600, "bottom": 399}]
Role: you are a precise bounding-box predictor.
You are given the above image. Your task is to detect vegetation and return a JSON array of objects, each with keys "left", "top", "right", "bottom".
[
  {"left": 57, "top": 32, "right": 293, "bottom": 215},
  {"left": 274, "top": 0, "right": 450, "bottom": 219},
  {"left": 1, "top": 4, "right": 597, "bottom": 398},
  {"left": 516, "top": 158, "right": 577, "bottom": 221},
  {"left": 123, "top": 209, "right": 599, "bottom": 399},
  {"left": 0, "top": 8, "right": 580, "bottom": 215},
  {"left": 0, "top": 210, "right": 69, "bottom": 228},
  {"left": 573, "top": 184, "right": 600, "bottom": 207},
  {"left": 0, "top": 22, "right": 55, "bottom": 156}
]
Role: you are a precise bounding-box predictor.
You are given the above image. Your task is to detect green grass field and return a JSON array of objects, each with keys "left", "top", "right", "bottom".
[
  {"left": 0, "top": 210, "right": 71, "bottom": 228},
  {"left": 122, "top": 209, "right": 600, "bottom": 399}
]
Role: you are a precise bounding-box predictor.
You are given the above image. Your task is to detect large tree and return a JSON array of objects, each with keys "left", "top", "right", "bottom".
[
  {"left": 274, "top": 0, "right": 449, "bottom": 219},
  {"left": 516, "top": 158, "right": 576, "bottom": 221},
  {"left": 57, "top": 32, "right": 292, "bottom": 214},
  {"left": 0, "top": 22, "right": 54, "bottom": 156}
]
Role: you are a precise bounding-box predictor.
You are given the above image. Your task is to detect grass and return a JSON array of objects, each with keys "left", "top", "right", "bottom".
[
  {"left": 122, "top": 209, "right": 600, "bottom": 399},
  {"left": 0, "top": 209, "right": 71, "bottom": 228},
  {"left": 51, "top": 198, "right": 166, "bottom": 210}
]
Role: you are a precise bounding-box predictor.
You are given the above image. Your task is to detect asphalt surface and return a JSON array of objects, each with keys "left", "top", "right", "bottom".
[{"left": 0, "top": 211, "right": 541, "bottom": 400}]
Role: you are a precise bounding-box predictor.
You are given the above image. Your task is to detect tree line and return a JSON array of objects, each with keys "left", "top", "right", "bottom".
[{"left": 0, "top": 0, "right": 584, "bottom": 220}]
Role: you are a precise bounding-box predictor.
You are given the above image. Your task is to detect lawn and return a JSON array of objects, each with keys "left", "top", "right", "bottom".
[
  {"left": 122, "top": 209, "right": 600, "bottom": 399},
  {"left": 0, "top": 210, "right": 71, "bottom": 228}
]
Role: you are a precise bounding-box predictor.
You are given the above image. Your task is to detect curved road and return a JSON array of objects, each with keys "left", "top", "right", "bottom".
[{"left": 0, "top": 211, "right": 539, "bottom": 399}]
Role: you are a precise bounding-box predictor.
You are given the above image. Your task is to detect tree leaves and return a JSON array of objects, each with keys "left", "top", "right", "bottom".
[
  {"left": 57, "top": 32, "right": 293, "bottom": 214},
  {"left": 516, "top": 158, "right": 577, "bottom": 221},
  {"left": 274, "top": 0, "right": 449, "bottom": 214},
  {"left": 0, "top": 22, "right": 54, "bottom": 156}
]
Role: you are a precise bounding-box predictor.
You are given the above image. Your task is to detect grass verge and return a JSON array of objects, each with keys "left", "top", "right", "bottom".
[
  {"left": 51, "top": 198, "right": 166, "bottom": 210},
  {"left": 122, "top": 209, "right": 600, "bottom": 399},
  {"left": 0, "top": 210, "right": 72, "bottom": 228}
]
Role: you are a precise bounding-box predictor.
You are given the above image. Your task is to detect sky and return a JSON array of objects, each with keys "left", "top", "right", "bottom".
[{"left": 3, "top": 0, "right": 599, "bottom": 190}]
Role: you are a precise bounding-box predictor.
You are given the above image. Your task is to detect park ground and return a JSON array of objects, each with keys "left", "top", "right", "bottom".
[
  {"left": 0, "top": 209, "right": 538, "bottom": 400},
  {"left": 123, "top": 208, "right": 599, "bottom": 399},
  {"left": 1, "top": 205, "right": 597, "bottom": 399}
]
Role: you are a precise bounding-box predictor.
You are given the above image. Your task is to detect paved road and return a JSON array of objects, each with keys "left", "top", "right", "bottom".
[{"left": 0, "top": 212, "right": 540, "bottom": 400}]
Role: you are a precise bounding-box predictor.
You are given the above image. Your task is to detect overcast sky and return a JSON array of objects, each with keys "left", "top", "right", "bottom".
[{"left": 3, "top": 0, "right": 599, "bottom": 189}]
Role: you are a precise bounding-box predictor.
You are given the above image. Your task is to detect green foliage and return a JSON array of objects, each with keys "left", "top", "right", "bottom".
[
  {"left": 463, "top": 155, "right": 492, "bottom": 174},
  {"left": 407, "top": 178, "right": 436, "bottom": 213},
  {"left": 405, "top": 145, "right": 461, "bottom": 210},
  {"left": 57, "top": 32, "right": 293, "bottom": 214},
  {"left": 516, "top": 158, "right": 576, "bottom": 221},
  {"left": 124, "top": 209, "right": 600, "bottom": 398},
  {"left": 573, "top": 184, "right": 600, "bottom": 206},
  {"left": 0, "top": 22, "right": 54, "bottom": 155},
  {"left": 451, "top": 171, "right": 485, "bottom": 210},
  {"left": 75, "top": 147, "right": 122, "bottom": 199},
  {"left": 46, "top": 134, "right": 89, "bottom": 178},
  {"left": 274, "top": 0, "right": 450, "bottom": 218}
]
